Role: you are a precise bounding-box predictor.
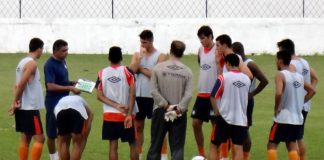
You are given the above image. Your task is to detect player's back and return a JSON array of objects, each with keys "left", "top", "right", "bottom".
[{"left": 274, "top": 70, "right": 304, "bottom": 125}]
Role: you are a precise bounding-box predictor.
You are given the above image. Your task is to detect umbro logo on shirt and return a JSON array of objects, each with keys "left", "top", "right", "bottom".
[
  {"left": 232, "top": 81, "right": 246, "bottom": 88},
  {"left": 167, "top": 65, "right": 183, "bottom": 70},
  {"left": 200, "top": 64, "right": 211, "bottom": 70},
  {"left": 293, "top": 81, "right": 302, "bottom": 88},
  {"left": 302, "top": 69, "right": 309, "bottom": 76},
  {"left": 107, "top": 76, "right": 121, "bottom": 83}
]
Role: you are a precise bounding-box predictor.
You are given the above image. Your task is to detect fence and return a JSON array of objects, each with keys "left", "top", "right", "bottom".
[{"left": 0, "top": 0, "right": 323, "bottom": 18}]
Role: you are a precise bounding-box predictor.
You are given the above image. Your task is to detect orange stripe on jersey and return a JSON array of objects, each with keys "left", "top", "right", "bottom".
[
  {"left": 269, "top": 123, "right": 278, "bottom": 141},
  {"left": 124, "top": 67, "right": 134, "bottom": 86},
  {"left": 197, "top": 93, "right": 211, "bottom": 98},
  {"left": 203, "top": 47, "right": 212, "bottom": 54},
  {"left": 215, "top": 75, "right": 224, "bottom": 99},
  {"left": 211, "top": 125, "right": 216, "bottom": 141},
  {"left": 103, "top": 112, "right": 135, "bottom": 122},
  {"left": 33, "top": 116, "right": 41, "bottom": 135},
  {"left": 97, "top": 69, "right": 103, "bottom": 91}
]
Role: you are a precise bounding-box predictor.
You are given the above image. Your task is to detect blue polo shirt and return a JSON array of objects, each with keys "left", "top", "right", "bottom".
[{"left": 44, "top": 56, "right": 70, "bottom": 110}]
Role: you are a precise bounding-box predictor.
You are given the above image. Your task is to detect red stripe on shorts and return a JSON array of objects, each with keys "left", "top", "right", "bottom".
[
  {"left": 33, "top": 116, "right": 41, "bottom": 135},
  {"left": 211, "top": 125, "right": 216, "bottom": 141},
  {"left": 269, "top": 123, "right": 278, "bottom": 141}
]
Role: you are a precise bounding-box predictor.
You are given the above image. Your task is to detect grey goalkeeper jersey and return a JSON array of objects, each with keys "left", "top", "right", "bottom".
[{"left": 150, "top": 59, "right": 193, "bottom": 112}]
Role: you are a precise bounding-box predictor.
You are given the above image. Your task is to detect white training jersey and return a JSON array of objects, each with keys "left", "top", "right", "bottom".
[
  {"left": 213, "top": 70, "right": 251, "bottom": 126},
  {"left": 98, "top": 65, "right": 136, "bottom": 114},
  {"left": 136, "top": 50, "right": 161, "bottom": 97},
  {"left": 244, "top": 59, "right": 257, "bottom": 93},
  {"left": 197, "top": 45, "right": 218, "bottom": 96},
  {"left": 54, "top": 95, "right": 88, "bottom": 119},
  {"left": 16, "top": 57, "right": 44, "bottom": 110},
  {"left": 290, "top": 58, "right": 311, "bottom": 111},
  {"left": 274, "top": 70, "right": 304, "bottom": 125}
]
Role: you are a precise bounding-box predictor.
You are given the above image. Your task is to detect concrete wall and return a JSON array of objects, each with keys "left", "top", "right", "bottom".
[{"left": 0, "top": 18, "right": 323, "bottom": 55}]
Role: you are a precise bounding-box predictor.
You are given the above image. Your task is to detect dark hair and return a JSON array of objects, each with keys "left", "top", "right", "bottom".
[
  {"left": 232, "top": 42, "right": 245, "bottom": 56},
  {"left": 276, "top": 50, "right": 291, "bottom": 65},
  {"left": 29, "top": 38, "right": 44, "bottom": 52},
  {"left": 224, "top": 54, "right": 239, "bottom": 67},
  {"left": 170, "top": 40, "right": 186, "bottom": 58},
  {"left": 277, "top": 39, "right": 295, "bottom": 55},
  {"left": 139, "top": 30, "right": 154, "bottom": 42},
  {"left": 216, "top": 34, "right": 232, "bottom": 47},
  {"left": 53, "top": 39, "right": 68, "bottom": 52},
  {"left": 108, "top": 46, "right": 122, "bottom": 64},
  {"left": 197, "top": 25, "right": 213, "bottom": 39}
]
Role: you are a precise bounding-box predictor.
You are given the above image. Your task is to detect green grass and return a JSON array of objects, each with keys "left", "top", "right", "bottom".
[{"left": 0, "top": 53, "right": 323, "bottom": 159}]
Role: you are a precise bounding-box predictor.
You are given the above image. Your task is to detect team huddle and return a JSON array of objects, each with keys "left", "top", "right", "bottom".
[{"left": 10, "top": 26, "right": 318, "bottom": 160}]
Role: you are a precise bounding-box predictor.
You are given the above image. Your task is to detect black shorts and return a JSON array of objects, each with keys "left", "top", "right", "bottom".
[
  {"left": 102, "top": 121, "right": 136, "bottom": 143},
  {"left": 46, "top": 109, "right": 58, "bottom": 139},
  {"left": 135, "top": 97, "right": 154, "bottom": 120},
  {"left": 211, "top": 116, "right": 248, "bottom": 146},
  {"left": 246, "top": 98, "right": 254, "bottom": 126},
  {"left": 15, "top": 110, "right": 43, "bottom": 135},
  {"left": 298, "top": 110, "right": 308, "bottom": 139},
  {"left": 268, "top": 122, "right": 302, "bottom": 144},
  {"left": 191, "top": 96, "right": 214, "bottom": 122},
  {"left": 56, "top": 109, "right": 85, "bottom": 136}
]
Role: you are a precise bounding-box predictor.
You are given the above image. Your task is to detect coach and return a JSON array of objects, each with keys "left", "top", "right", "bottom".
[{"left": 147, "top": 40, "right": 193, "bottom": 160}]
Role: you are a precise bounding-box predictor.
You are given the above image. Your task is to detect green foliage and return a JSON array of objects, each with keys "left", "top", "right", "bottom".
[{"left": 0, "top": 54, "right": 323, "bottom": 159}]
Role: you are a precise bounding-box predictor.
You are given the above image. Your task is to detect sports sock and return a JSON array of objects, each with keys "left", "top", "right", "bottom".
[
  {"left": 161, "top": 153, "right": 168, "bottom": 160},
  {"left": 198, "top": 147, "right": 206, "bottom": 157},
  {"left": 288, "top": 151, "right": 299, "bottom": 160},
  {"left": 267, "top": 149, "right": 277, "bottom": 160},
  {"left": 220, "top": 141, "right": 229, "bottom": 158},
  {"left": 18, "top": 142, "right": 29, "bottom": 160},
  {"left": 161, "top": 143, "right": 168, "bottom": 154},
  {"left": 243, "top": 152, "right": 250, "bottom": 160},
  {"left": 49, "top": 152, "right": 58, "bottom": 160},
  {"left": 30, "top": 142, "right": 43, "bottom": 160}
]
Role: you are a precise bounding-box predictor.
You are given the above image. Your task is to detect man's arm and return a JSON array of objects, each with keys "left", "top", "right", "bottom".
[
  {"left": 310, "top": 67, "right": 318, "bottom": 89},
  {"left": 247, "top": 62, "right": 269, "bottom": 97},
  {"left": 129, "top": 52, "right": 141, "bottom": 73},
  {"left": 274, "top": 72, "right": 284, "bottom": 116},
  {"left": 139, "top": 53, "right": 165, "bottom": 78},
  {"left": 9, "top": 61, "right": 37, "bottom": 114},
  {"left": 46, "top": 83, "right": 80, "bottom": 94},
  {"left": 239, "top": 58, "right": 253, "bottom": 79},
  {"left": 150, "top": 66, "right": 168, "bottom": 108},
  {"left": 304, "top": 82, "right": 316, "bottom": 103},
  {"left": 178, "top": 71, "right": 193, "bottom": 113},
  {"left": 124, "top": 83, "right": 135, "bottom": 128},
  {"left": 210, "top": 76, "right": 224, "bottom": 116},
  {"left": 96, "top": 89, "right": 128, "bottom": 114}
]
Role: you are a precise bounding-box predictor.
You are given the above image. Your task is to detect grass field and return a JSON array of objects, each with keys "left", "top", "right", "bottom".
[{"left": 0, "top": 53, "right": 323, "bottom": 160}]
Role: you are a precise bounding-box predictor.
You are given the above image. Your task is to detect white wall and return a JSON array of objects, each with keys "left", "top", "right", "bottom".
[{"left": 0, "top": 18, "right": 324, "bottom": 55}]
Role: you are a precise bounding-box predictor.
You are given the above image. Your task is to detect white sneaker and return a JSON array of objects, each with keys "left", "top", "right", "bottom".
[{"left": 191, "top": 155, "right": 206, "bottom": 160}]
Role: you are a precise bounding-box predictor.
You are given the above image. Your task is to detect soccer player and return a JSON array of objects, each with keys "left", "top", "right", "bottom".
[
  {"left": 209, "top": 54, "right": 251, "bottom": 160},
  {"left": 215, "top": 34, "right": 252, "bottom": 78},
  {"left": 44, "top": 39, "right": 80, "bottom": 160},
  {"left": 147, "top": 40, "right": 192, "bottom": 160},
  {"left": 277, "top": 39, "right": 318, "bottom": 160},
  {"left": 9, "top": 38, "right": 45, "bottom": 160},
  {"left": 129, "top": 29, "right": 166, "bottom": 158},
  {"left": 215, "top": 34, "right": 252, "bottom": 159},
  {"left": 97, "top": 46, "right": 138, "bottom": 160},
  {"left": 267, "top": 50, "right": 315, "bottom": 160},
  {"left": 191, "top": 25, "right": 217, "bottom": 158},
  {"left": 54, "top": 95, "right": 93, "bottom": 160},
  {"left": 232, "top": 42, "right": 269, "bottom": 160}
]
